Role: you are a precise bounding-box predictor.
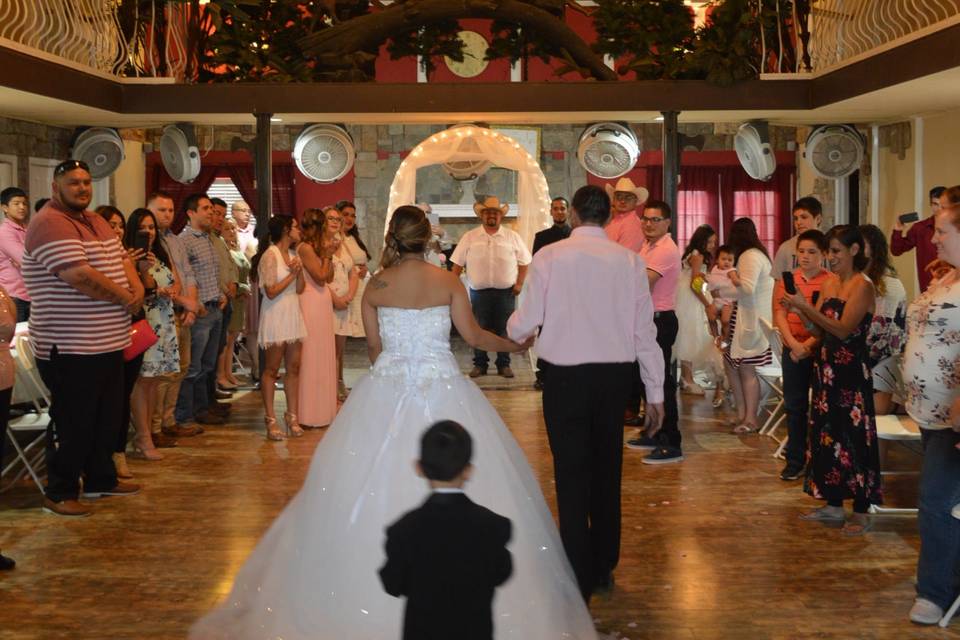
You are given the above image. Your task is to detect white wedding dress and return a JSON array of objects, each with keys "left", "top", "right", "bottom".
[{"left": 190, "top": 305, "right": 597, "bottom": 640}]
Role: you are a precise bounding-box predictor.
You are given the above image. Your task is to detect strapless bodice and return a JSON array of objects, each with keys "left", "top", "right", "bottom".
[{"left": 371, "top": 306, "right": 460, "bottom": 382}]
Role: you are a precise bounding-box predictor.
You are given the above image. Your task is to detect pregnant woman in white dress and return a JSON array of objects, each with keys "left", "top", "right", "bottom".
[{"left": 190, "top": 206, "right": 597, "bottom": 640}]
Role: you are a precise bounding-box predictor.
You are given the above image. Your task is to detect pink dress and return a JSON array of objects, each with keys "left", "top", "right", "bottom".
[{"left": 298, "top": 269, "right": 338, "bottom": 427}]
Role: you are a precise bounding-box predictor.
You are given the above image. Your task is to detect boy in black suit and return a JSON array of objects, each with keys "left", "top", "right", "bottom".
[{"left": 378, "top": 420, "right": 513, "bottom": 640}]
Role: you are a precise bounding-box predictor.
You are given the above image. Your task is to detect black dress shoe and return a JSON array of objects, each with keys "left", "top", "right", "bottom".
[
  {"left": 533, "top": 380, "right": 543, "bottom": 391},
  {"left": 0, "top": 553, "right": 15, "bottom": 570},
  {"left": 593, "top": 572, "right": 614, "bottom": 595}
]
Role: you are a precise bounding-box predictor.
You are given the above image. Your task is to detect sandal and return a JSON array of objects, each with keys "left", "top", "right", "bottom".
[
  {"left": 799, "top": 506, "right": 845, "bottom": 522},
  {"left": 841, "top": 517, "right": 873, "bottom": 536},
  {"left": 284, "top": 412, "right": 304, "bottom": 438},
  {"left": 265, "top": 416, "right": 285, "bottom": 441},
  {"left": 731, "top": 423, "right": 758, "bottom": 434}
]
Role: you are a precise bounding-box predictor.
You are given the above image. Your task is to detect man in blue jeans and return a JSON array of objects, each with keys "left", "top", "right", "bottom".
[
  {"left": 176, "top": 194, "right": 227, "bottom": 428},
  {"left": 451, "top": 196, "right": 532, "bottom": 378}
]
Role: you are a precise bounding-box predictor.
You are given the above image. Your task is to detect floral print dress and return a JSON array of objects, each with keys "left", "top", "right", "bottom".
[
  {"left": 804, "top": 297, "right": 883, "bottom": 506},
  {"left": 140, "top": 261, "right": 180, "bottom": 377}
]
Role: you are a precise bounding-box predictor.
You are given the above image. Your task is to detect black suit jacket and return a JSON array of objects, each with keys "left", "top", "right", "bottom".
[
  {"left": 379, "top": 492, "right": 513, "bottom": 640},
  {"left": 532, "top": 224, "right": 571, "bottom": 256}
]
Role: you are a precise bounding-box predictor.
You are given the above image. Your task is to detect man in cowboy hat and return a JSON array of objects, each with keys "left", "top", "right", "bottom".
[
  {"left": 451, "top": 196, "right": 532, "bottom": 378},
  {"left": 604, "top": 177, "right": 649, "bottom": 252}
]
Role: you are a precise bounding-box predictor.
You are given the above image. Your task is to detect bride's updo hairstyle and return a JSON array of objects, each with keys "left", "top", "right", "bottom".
[{"left": 381, "top": 205, "right": 432, "bottom": 269}]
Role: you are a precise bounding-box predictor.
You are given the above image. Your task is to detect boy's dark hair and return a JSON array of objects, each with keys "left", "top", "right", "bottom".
[
  {"left": 209, "top": 197, "right": 227, "bottom": 208},
  {"left": 930, "top": 186, "right": 947, "bottom": 201},
  {"left": 797, "top": 229, "right": 828, "bottom": 253},
  {"left": 1, "top": 187, "right": 26, "bottom": 206},
  {"left": 793, "top": 196, "right": 823, "bottom": 218},
  {"left": 419, "top": 420, "right": 473, "bottom": 481},
  {"left": 34, "top": 197, "right": 49, "bottom": 212},
  {"left": 716, "top": 244, "right": 734, "bottom": 257}
]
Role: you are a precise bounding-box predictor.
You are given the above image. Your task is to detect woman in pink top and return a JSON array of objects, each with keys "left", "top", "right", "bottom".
[
  {"left": 0, "top": 187, "right": 31, "bottom": 321},
  {"left": 0, "top": 284, "right": 17, "bottom": 569}
]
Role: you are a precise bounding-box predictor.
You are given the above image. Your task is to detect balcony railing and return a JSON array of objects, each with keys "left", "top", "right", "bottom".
[
  {"left": 0, "top": 0, "right": 189, "bottom": 80},
  {"left": 763, "top": 0, "right": 960, "bottom": 75}
]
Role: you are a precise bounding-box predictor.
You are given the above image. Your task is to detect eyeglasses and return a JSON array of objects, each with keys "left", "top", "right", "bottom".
[
  {"left": 613, "top": 193, "right": 637, "bottom": 202},
  {"left": 481, "top": 208, "right": 502, "bottom": 215},
  {"left": 641, "top": 216, "right": 665, "bottom": 224},
  {"left": 54, "top": 159, "right": 90, "bottom": 177}
]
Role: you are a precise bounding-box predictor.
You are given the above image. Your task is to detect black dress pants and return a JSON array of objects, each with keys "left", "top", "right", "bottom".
[
  {"left": 542, "top": 360, "right": 634, "bottom": 601},
  {"left": 37, "top": 348, "right": 123, "bottom": 501},
  {"left": 628, "top": 311, "right": 681, "bottom": 449}
]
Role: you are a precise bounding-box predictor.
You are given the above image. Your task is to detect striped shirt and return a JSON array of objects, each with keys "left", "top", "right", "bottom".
[
  {"left": 23, "top": 200, "right": 131, "bottom": 359},
  {"left": 179, "top": 225, "right": 221, "bottom": 304}
]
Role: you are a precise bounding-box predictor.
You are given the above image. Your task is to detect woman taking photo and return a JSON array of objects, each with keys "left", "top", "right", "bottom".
[
  {"left": 714, "top": 218, "right": 775, "bottom": 434},
  {"left": 783, "top": 225, "right": 881, "bottom": 535},
  {"left": 296, "top": 208, "right": 338, "bottom": 429},
  {"left": 675, "top": 224, "right": 719, "bottom": 395},
  {"left": 903, "top": 187, "right": 960, "bottom": 625},
  {"left": 253, "top": 215, "right": 307, "bottom": 440},
  {"left": 125, "top": 208, "right": 183, "bottom": 462}
]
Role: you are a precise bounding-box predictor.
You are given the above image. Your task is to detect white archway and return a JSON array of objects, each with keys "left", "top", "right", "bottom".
[{"left": 384, "top": 125, "right": 551, "bottom": 248}]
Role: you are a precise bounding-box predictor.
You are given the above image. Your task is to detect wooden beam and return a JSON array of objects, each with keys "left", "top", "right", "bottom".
[{"left": 254, "top": 113, "right": 273, "bottom": 235}]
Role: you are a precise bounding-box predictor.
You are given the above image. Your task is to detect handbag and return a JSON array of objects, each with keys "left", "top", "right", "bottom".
[{"left": 124, "top": 318, "right": 158, "bottom": 362}]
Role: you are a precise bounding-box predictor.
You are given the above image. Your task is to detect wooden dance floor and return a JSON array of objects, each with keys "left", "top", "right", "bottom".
[{"left": 0, "top": 340, "right": 949, "bottom": 639}]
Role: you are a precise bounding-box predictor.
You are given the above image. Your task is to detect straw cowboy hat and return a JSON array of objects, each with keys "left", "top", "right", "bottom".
[
  {"left": 474, "top": 196, "right": 510, "bottom": 216},
  {"left": 604, "top": 177, "right": 649, "bottom": 203}
]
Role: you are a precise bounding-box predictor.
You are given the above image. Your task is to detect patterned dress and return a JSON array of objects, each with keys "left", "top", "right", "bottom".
[
  {"left": 140, "top": 261, "right": 180, "bottom": 377},
  {"left": 804, "top": 297, "right": 883, "bottom": 505}
]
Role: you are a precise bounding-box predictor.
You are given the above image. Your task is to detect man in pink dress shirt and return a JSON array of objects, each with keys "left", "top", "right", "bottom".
[
  {"left": 603, "top": 177, "right": 648, "bottom": 252},
  {"left": 626, "top": 199, "right": 683, "bottom": 465},
  {"left": 507, "top": 185, "right": 664, "bottom": 602},
  {"left": 0, "top": 187, "right": 31, "bottom": 321}
]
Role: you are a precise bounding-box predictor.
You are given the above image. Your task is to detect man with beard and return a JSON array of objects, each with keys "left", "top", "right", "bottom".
[
  {"left": 23, "top": 160, "right": 144, "bottom": 517},
  {"left": 451, "top": 196, "right": 532, "bottom": 379}
]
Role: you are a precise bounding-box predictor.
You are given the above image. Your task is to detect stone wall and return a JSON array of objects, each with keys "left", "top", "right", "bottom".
[{"left": 0, "top": 116, "right": 74, "bottom": 194}]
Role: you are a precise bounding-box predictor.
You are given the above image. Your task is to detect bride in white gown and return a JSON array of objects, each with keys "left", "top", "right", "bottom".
[{"left": 190, "top": 206, "right": 597, "bottom": 640}]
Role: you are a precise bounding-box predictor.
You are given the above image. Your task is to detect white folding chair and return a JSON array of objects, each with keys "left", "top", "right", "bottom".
[
  {"left": 1, "top": 334, "right": 50, "bottom": 494},
  {"left": 869, "top": 414, "right": 922, "bottom": 515},
  {"left": 942, "top": 504, "right": 960, "bottom": 626},
  {"left": 756, "top": 318, "right": 786, "bottom": 454}
]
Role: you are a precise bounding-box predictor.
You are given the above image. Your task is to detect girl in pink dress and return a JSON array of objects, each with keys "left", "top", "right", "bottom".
[{"left": 296, "top": 208, "right": 339, "bottom": 428}]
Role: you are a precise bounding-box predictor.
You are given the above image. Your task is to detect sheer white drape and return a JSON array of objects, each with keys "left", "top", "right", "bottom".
[{"left": 385, "top": 126, "right": 551, "bottom": 249}]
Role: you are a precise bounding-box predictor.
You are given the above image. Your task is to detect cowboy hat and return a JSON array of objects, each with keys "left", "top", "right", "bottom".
[
  {"left": 604, "top": 177, "right": 649, "bottom": 203},
  {"left": 473, "top": 196, "right": 510, "bottom": 216}
]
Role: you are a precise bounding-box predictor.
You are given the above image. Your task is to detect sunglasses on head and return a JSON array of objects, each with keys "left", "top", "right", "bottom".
[{"left": 54, "top": 159, "right": 90, "bottom": 178}]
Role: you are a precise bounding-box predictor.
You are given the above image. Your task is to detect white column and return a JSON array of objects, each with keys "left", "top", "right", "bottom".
[
  {"left": 914, "top": 116, "right": 925, "bottom": 214},
  {"left": 870, "top": 125, "right": 880, "bottom": 225}
]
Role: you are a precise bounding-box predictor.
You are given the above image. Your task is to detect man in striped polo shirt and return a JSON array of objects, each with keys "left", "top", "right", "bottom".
[{"left": 24, "top": 160, "right": 144, "bottom": 517}]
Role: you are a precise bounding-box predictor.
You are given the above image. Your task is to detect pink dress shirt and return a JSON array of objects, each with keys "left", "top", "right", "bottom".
[
  {"left": 507, "top": 226, "right": 665, "bottom": 403},
  {"left": 638, "top": 234, "right": 680, "bottom": 312},
  {"left": 604, "top": 210, "right": 645, "bottom": 252},
  {"left": 0, "top": 220, "right": 29, "bottom": 301}
]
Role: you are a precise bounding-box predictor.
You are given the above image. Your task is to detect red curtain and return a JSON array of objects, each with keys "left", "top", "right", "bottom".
[
  {"left": 225, "top": 164, "right": 257, "bottom": 213},
  {"left": 272, "top": 164, "right": 295, "bottom": 217}
]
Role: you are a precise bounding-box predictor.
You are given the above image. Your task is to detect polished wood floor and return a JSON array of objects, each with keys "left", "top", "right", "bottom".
[{"left": 0, "top": 341, "right": 953, "bottom": 639}]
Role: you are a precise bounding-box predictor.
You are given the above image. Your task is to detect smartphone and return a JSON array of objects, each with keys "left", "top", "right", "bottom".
[
  {"left": 899, "top": 211, "right": 920, "bottom": 224},
  {"left": 133, "top": 230, "right": 151, "bottom": 253},
  {"left": 782, "top": 271, "right": 797, "bottom": 295}
]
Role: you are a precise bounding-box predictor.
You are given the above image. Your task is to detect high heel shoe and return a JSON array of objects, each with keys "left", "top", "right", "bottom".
[
  {"left": 130, "top": 436, "right": 163, "bottom": 461},
  {"left": 112, "top": 452, "right": 134, "bottom": 479},
  {"left": 283, "top": 412, "right": 304, "bottom": 438},
  {"left": 265, "top": 416, "right": 286, "bottom": 441}
]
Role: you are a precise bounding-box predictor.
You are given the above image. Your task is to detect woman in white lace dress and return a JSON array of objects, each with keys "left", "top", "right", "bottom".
[
  {"left": 253, "top": 215, "right": 307, "bottom": 441},
  {"left": 675, "top": 224, "right": 719, "bottom": 395},
  {"left": 189, "top": 206, "right": 597, "bottom": 640}
]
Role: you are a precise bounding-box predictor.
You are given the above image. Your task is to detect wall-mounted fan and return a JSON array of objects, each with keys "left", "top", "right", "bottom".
[
  {"left": 803, "top": 124, "right": 865, "bottom": 179},
  {"left": 71, "top": 127, "right": 125, "bottom": 180},
  {"left": 735, "top": 121, "right": 776, "bottom": 181},
  {"left": 577, "top": 122, "right": 640, "bottom": 179},
  {"left": 442, "top": 124, "right": 492, "bottom": 181},
  {"left": 293, "top": 124, "right": 355, "bottom": 184},
  {"left": 160, "top": 124, "right": 201, "bottom": 184}
]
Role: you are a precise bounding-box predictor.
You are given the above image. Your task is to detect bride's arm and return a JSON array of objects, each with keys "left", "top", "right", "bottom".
[
  {"left": 450, "top": 276, "right": 530, "bottom": 353},
  {"left": 361, "top": 283, "right": 382, "bottom": 363}
]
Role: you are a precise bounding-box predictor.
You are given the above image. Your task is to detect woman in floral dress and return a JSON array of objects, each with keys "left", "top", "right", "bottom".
[{"left": 782, "top": 225, "right": 882, "bottom": 535}]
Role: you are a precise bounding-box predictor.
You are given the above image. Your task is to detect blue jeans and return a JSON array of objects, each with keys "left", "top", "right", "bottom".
[
  {"left": 782, "top": 347, "right": 815, "bottom": 468},
  {"left": 469, "top": 287, "right": 515, "bottom": 369},
  {"left": 175, "top": 305, "right": 222, "bottom": 423},
  {"left": 916, "top": 427, "right": 960, "bottom": 609},
  {"left": 206, "top": 301, "right": 231, "bottom": 400}
]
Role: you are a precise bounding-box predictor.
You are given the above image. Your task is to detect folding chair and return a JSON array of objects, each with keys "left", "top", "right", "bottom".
[
  {"left": 2, "top": 334, "right": 50, "bottom": 494},
  {"left": 869, "top": 414, "right": 921, "bottom": 515},
  {"left": 756, "top": 318, "right": 786, "bottom": 455}
]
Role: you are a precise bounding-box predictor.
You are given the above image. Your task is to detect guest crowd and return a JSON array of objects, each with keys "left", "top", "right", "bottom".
[{"left": 0, "top": 160, "right": 958, "bottom": 629}]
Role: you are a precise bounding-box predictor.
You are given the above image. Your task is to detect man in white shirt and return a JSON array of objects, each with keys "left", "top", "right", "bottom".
[
  {"left": 451, "top": 196, "right": 532, "bottom": 378},
  {"left": 231, "top": 200, "right": 258, "bottom": 259}
]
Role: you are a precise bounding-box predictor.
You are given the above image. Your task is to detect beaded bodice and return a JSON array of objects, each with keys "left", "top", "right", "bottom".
[{"left": 371, "top": 306, "right": 460, "bottom": 382}]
